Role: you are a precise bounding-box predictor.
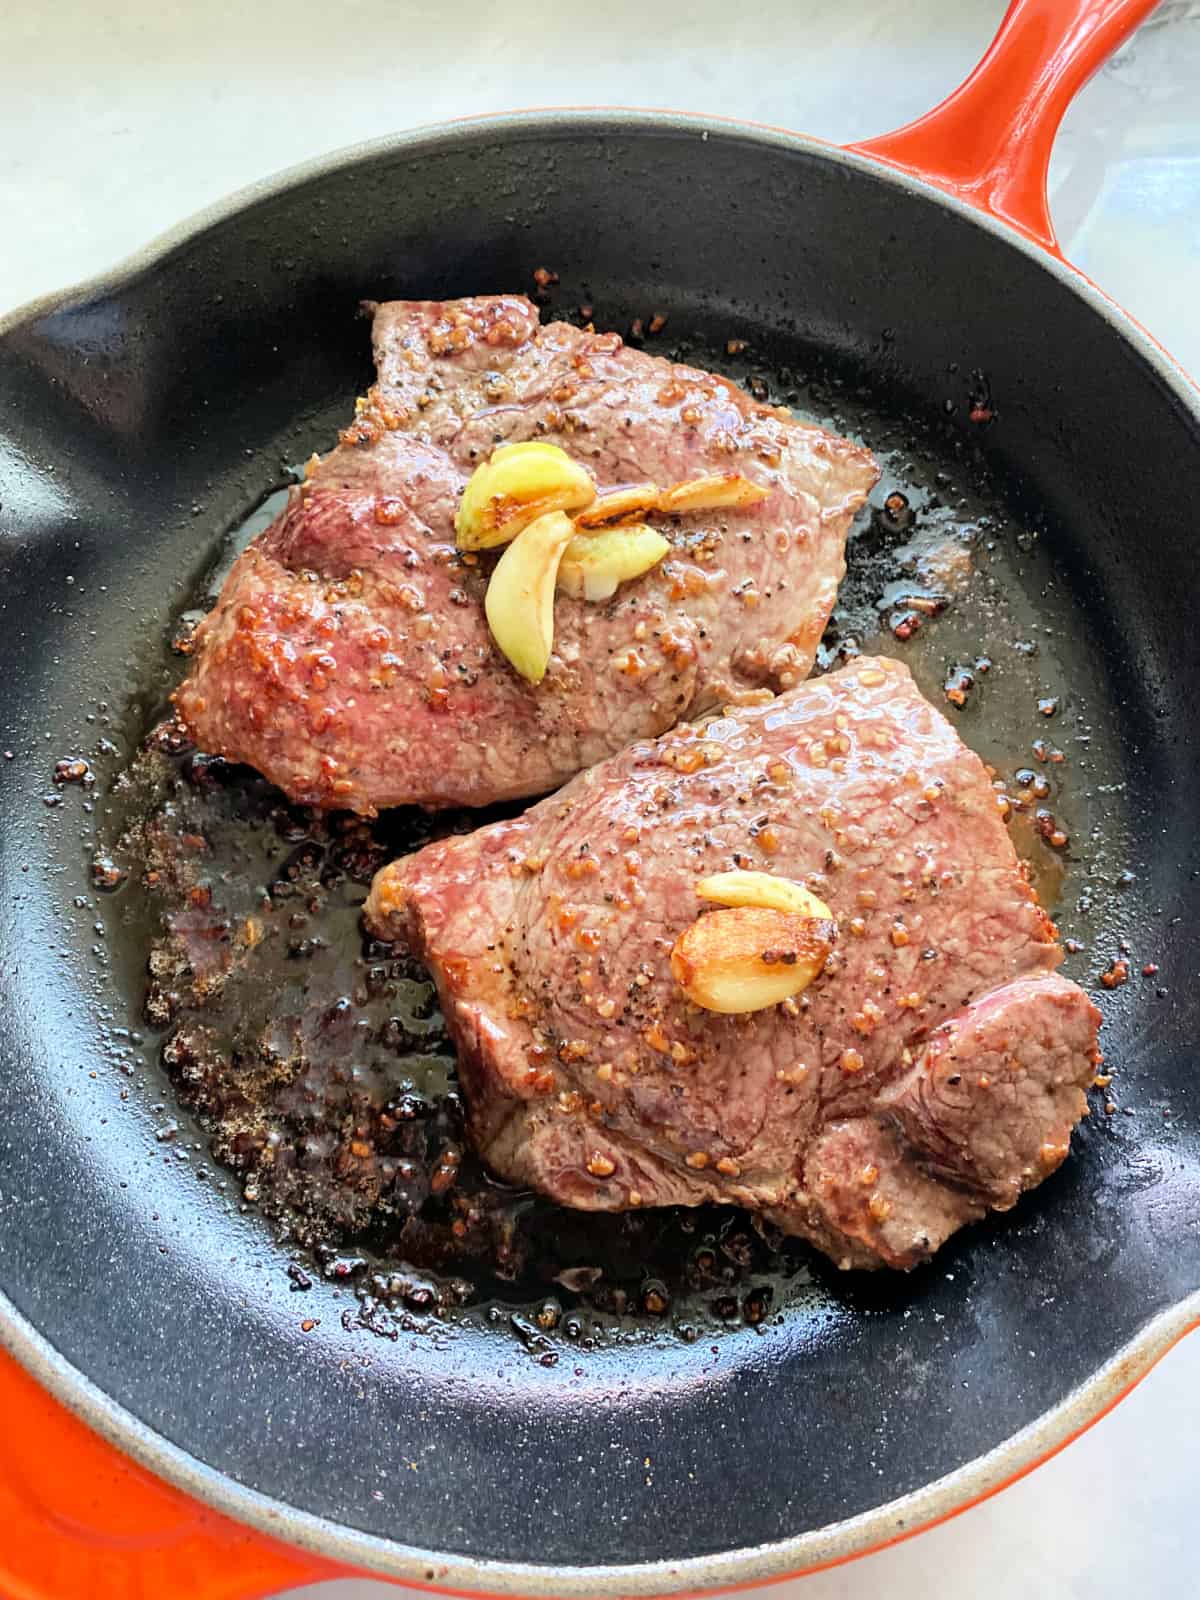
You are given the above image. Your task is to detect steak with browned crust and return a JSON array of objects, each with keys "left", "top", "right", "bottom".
[
  {"left": 175, "top": 296, "right": 877, "bottom": 813},
  {"left": 365, "top": 657, "right": 1100, "bottom": 1270}
]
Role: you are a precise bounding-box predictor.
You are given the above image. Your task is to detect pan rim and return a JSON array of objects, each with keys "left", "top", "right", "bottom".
[
  {"left": 3, "top": 1286, "right": 1198, "bottom": 1594},
  {"left": 4, "top": 107, "right": 1199, "bottom": 1590},
  {"left": 0, "top": 104, "right": 1197, "bottom": 405}
]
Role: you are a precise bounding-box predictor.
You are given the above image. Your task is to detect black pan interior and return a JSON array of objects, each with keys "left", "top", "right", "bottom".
[{"left": 1, "top": 117, "right": 1198, "bottom": 1578}]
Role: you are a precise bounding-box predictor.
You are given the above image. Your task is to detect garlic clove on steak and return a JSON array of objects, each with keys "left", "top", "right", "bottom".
[
  {"left": 657, "top": 472, "right": 769, "bottom": 515},
  {"left": 695, "top": 869, "right": 832, "bottom": 920},
  {"left": 484, "top": 510, "right": 577, "bottom": 683},
  {"left": 456, "top": 441, "right": 597, "bottom": 550},
  {"left": 557, "top": 523, "right": 670, "bottom": 602},
  {"left": 670, "top": 905, "right": 836, "bottom": 1014},
  {"left": 574, "top": 482, "right": 662, "bottom": 527}
]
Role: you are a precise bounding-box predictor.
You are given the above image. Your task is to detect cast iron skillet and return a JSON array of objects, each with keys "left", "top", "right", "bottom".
[{"left": 0, "top": 0, "right": 1197, "bottom": 1593}]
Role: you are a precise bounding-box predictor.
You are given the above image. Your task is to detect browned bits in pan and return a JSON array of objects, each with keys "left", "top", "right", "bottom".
[
  {"left": 91, "top": 857, "right": 126, "bottom": 896},
  {"left": 882, "top": 490, "right": 913, "bottom": 529},
  {"left": 430, "top": 1147, "right": 462, "bottom": 1194},
  {"left": 944, "top": 666, "right": 974, "bottom": 707},
  {"left": 53, "top": 757, "right": 93, "bottom": 785},
  {"left": 1034, "top": 809, "right": 1069, "bottom": 849}
]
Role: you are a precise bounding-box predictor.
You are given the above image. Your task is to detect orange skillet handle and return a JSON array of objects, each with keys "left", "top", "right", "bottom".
[
  {"left": 850, "top": 0, "right": 1161, "bottom": 255},
  {"left": 0, "top": 1347, "right": 356, "bottom": 1600}
]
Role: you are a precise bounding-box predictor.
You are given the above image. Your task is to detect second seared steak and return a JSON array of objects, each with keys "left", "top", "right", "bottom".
[
  {"left": 366, "top": 657, "right": 1101, "bottom": 1270},
  {"left": 176, "top": 296, "right": 877, "bottom": 813}
]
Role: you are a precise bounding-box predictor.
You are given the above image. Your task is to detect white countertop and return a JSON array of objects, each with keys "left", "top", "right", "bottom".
[{"left": 4, "top": 2, "right": 1198, "bottom": 1595}]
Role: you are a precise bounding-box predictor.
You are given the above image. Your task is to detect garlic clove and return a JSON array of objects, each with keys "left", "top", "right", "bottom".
[
  {"left": 670, "top": 905, "right": 835, "bottom": 1014},
  {"left": 557, "top": 523, "right": 670, "bottom": 603},
  {"left": 456, "top": 441, "right": 597, "bottom": 550},
  {"left": 483, "top": 510, "right": 576, "bottom": 683},
  {"left": 695, "top": 870, "right": 832, "bottom": 920},
  {"left": 657, "top": 472, "right": 769, "bottom": 514},
  {"left": 574, "top": 483, "right": 661, "bottom": 527}
]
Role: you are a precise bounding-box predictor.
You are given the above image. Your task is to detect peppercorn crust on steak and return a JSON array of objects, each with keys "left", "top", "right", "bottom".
[
  {"left": 174, "top": 296, "right": 878, "bottom": 813},
  {"left": 365, "top": 657, "right": 1101, "bottom": 1271}
]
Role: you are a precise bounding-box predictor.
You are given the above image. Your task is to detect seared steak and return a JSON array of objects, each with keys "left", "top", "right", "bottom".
[
  {"left": 175, "top": 297, "right": 877, "bottom": 813},
  {"left": 365, "top": 657, "right": 1100, "bottom": 1270}
]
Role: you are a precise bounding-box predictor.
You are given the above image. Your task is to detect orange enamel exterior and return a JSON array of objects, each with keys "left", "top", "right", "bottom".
[
  {"left": 1, "top": 1, "right": 1175, "bottom": 1595},
  {"left": 0, "top": 1347, "right": 344, "bottom": 1599},
  {"left": 4, "top": 1319, "right": 1199, "bottom": 1599}
]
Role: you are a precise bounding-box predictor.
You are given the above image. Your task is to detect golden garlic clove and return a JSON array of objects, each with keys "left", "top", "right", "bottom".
[
  {"left": 695, "top": 870, "right": 832, "bottom": 920},
  {"left": 483, "top": 510, "right": 576, "bottom": 683},
  {"left": 456, "top": 441, "right": 597, "bottom": 550},
  {"left": 670, "top": 905, "right": 836, "bottom": 1014},
  {"left": 574, "top": 483, "right": 662, "bottom": 527},
  {"left": 557, "top": 523, "right": 671, "bottom": 602},
  {"left": 657, "top": 472, "right": 769, "bottom": 514}
]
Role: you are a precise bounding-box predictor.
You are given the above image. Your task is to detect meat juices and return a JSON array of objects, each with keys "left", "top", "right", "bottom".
[
  {"left": 365, "top": 658, "right": 1101, "bottom": 1271},
  {"left": 175, "top": 297, "right": 878, "bottom": 813}
]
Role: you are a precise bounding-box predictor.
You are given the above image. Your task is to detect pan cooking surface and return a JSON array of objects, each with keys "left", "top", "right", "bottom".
[
  {"left": 89, "top": 319, "right": 1138, "bottom": 1350},
  {"left": 1, "top": 121, "right": 1198, "bottom": 1574}
]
